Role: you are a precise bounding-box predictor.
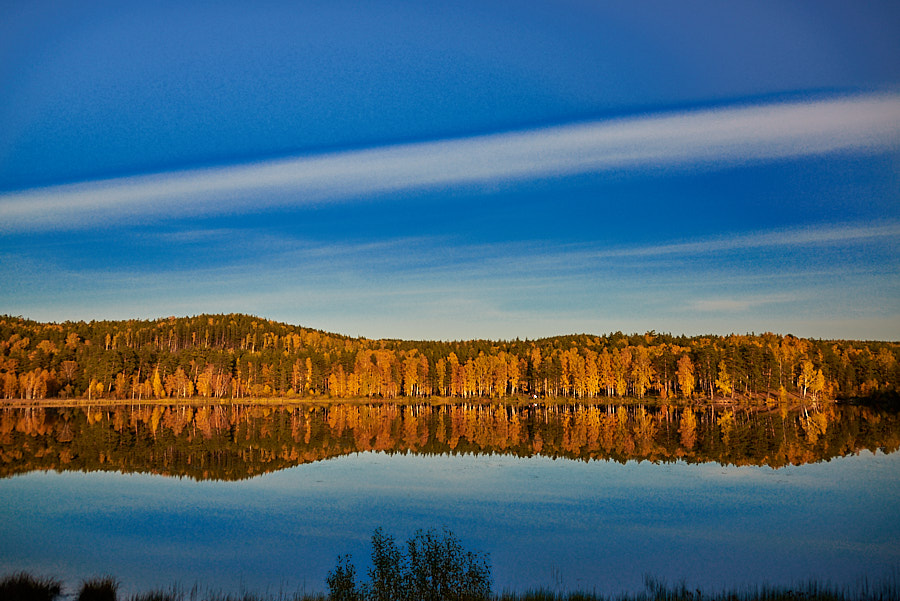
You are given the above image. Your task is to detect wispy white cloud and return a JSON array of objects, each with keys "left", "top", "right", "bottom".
[
  {"left": 15, "top": 220, "right": 889, "bottom": 291},
  {"left": 2, "top": 93, "right": 899, "bottom": 231},
  {"left": 578, "top": 221, "right": 900, "bottom": 260},
  {"left": 6, "top": 220, "right": 895, "bottom": 303},
  {"left": 419, "top": 222, "right": 900, "bottom": 281},
  {"left": 690, "top": 295, "right": 797, "bottom": 313},
  {"left": 4, "top": 219, "right": 898, "bottom": 339}
]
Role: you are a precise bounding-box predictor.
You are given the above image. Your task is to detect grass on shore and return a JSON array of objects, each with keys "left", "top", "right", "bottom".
[{"left": 3, "top": 572, "right": 899, "bottom": 601}]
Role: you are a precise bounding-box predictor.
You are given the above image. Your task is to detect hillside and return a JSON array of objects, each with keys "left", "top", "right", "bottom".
[{"left": 1, "top": 314, "right": 897, "bottom": 402}]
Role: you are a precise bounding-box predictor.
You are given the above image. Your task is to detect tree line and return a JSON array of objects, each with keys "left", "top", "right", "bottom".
[{"left": 0, "top": 313, "right": 897, "bottom": 402}]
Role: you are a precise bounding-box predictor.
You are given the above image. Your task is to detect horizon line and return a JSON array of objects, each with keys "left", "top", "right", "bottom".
[{"left": 1, "top": 310, "right": 895, "bottom": 344}]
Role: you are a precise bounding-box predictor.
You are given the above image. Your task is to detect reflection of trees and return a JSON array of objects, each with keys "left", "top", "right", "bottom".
[
  {"left": 1, "top": 403, "right": 898, "bottom": 481},
  {"left": 679, "top": 407, "right": 697, "bottom": 451}
]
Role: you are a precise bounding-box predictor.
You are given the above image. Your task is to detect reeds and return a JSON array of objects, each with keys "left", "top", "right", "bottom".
[
  {"left": 0, "top": 572, "right": 62, "bottom": 601},
  {"left": 1, "top": 571, "right": 897, "bottom": 601},
  {"left": 77, "top": 576, "right": 120, "bottom": 601},
  {"left": 495, "top": 573, "right": 900, "bottom": 601}
]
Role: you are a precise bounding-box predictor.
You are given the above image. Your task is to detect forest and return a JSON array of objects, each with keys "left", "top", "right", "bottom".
[{"left": 0, "top": 313, "right": 898, "bottom": 403}]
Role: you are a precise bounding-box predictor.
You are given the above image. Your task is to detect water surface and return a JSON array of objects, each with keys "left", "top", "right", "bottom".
[{"left": 1, "top": 404, "right": 898, "bottom": 596}]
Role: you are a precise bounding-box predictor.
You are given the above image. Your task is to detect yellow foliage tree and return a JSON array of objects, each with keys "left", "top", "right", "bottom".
[
  {"left": 799, "top": 359, "right": 817, "bottom": 398},
  {"left": 152, "top": 368, "right": 166, "bottom": 398},
  {"left": 631, "top": 346, "right": 653, "bottom": 399},
  {"left": 715, "top": 361, "right": 732, "bottom": 398},
  {"left": 676, "top": 355, "right": 695, "bottom": 399}
]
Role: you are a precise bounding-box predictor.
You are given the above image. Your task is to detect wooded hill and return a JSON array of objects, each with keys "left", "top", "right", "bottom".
[{"left": 0, "top": 313, "right": 897, "bottom": 402}]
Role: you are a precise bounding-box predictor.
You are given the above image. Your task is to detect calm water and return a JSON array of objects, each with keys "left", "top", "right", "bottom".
[{"left": 1, "top": 404, "right": 899, "bottom": 597}]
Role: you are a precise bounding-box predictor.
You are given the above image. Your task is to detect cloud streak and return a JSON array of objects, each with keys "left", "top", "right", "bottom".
[
  {"left": 690, "top": 295, "right": 798, "bottom": 313},
  {"left": 3, "top": 219, "right": 898, "bottom": 340},
  {"left": 579, "top": 221, "right": 900, "bottom": 260},
  {"left": 2, "top": 93, "right": 899, "bottom": 230}
]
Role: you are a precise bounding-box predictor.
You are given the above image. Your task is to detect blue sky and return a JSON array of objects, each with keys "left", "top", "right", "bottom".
[{"left": 1, "top": 0, "right": 899, "bottom": 340}]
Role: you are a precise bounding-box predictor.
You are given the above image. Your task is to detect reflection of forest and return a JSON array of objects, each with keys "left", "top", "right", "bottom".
[{"left": 2, "top": 403, "right": 898, "bottom": 480}]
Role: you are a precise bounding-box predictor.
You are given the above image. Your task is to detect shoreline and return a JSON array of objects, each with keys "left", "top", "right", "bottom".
[
  {"left": 2, "top": 570, "right": 898, "bottom": 601},
  {"left": 0, "top": 393, "right": 828, "bottom": 412}
]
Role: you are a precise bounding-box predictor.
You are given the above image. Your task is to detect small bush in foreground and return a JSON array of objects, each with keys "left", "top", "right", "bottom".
[
  {"left": 2, "top": 566, "right": 897, "bottom": 601},
  {"left": 77, "top": 576, "right": 119, "bottom": 601},
  {"left": 327, "top": 528, "right": 492, "bottom": 601},
  {"left": 0, "top": 572, "right": 62, "bottom": 601}
]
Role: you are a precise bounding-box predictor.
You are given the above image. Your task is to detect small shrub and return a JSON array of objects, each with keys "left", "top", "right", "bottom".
[
  {"left": 0, "top": 572, "right": 63, "bottom": 601},
  {"left": 404, "top": 528, "right": 492, "bottom": 601},
  {"left": 130, "top": 590, "right": 181, "bottom": 601},
  {"left": 327, "top": 527, "right": 492, "bottom": 601},
  {"left": 77, "top": 576, "right": 119, "bottom": 601},
  {"left": 366, "top": 529, "right": 404, "bottom": 601},
  {"left": 326, "top": 555, "right": 360, "bottom": 601}
]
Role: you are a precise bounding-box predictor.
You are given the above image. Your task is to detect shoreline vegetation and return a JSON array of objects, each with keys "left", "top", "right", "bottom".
[
  {"left": 1, "top": 314, "right": 897, "bottom": 406},
  {"left": 3, "top": 568, "right": 899, "bottom": 601},
  {"left": 3, "top": 385, "right": 899, "bottom": 408},
  {"left": 2, "top": 394, "right": 898, "bottom": 414},
  {"left": 2, "top": 388, "right": 898, "bottom": 419},
  {"left": 0, "top": 393, "right": 878, "bottom": 409}
]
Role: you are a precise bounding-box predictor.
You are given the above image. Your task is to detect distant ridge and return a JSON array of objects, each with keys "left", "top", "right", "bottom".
[{"left": 1, "top": 313, "right": 897, "bottom": 403}]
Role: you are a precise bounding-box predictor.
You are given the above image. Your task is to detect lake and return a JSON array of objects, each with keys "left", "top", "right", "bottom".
[{"left": 1, "top": 403, "right": 899, "bottom": 597}]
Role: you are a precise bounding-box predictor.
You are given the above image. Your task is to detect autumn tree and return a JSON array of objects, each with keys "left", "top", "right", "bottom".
[
  {"left": 631, "top": 346, "right": 653, "bottom": 399},
  {"left": 60, "top": 360, "right": 78, "bottom": 386},
  {"left": 1, "top": 372, "right": 17, "bottom": 399},
  {"left": 676, "top": 355, "right": 695, "bottom": 399},
  {"left": 799, "top": 359, "right": 817, "bottom": 398},
  {"left": 152, "top": 368, "right": 166, "bottom": 398},
  {"left": 810, "top": 368, "right": 826, "bottom": 400},
  {"left": 715, "top": 360, "right": 733, "bottom": 398},
  {"left": 434, "top": 358, "right": 447, "bottom": 396},
  {"left": 402, "top": 351, "right": 420, "bottom": 397},
  {"left": 598, "top": 350, "right": 614, "bottom": 397},
  {"left": 448, "top": 353, "right": 461, "bottom": 397}
]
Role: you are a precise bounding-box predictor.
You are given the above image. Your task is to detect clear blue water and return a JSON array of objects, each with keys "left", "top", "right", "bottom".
[{"left": 2, "top": 450, "right": 899, "bottom": 597}]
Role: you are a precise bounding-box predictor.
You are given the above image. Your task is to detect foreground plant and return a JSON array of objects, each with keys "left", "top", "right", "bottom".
[
  {"left": 0, "top": 572, "right": 63, "bottom": 601},
  {"left": 327, "top": 528, "right": 492, "bottom": 601},
  {"left": 76, "top": 577, "right": 119, "bottom": 601},
  {"left": 2, "top": 565, "right": 897, "bottom": 601}
]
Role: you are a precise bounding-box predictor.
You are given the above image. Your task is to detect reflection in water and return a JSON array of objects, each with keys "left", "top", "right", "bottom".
[{"left": 2, "top": 403, "right": 898, "bottom": 480}]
